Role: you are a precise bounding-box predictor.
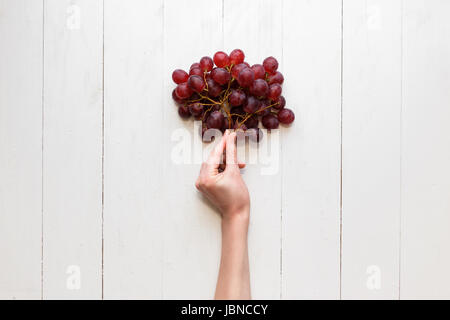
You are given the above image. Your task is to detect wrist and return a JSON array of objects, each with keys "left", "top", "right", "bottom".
[{"left": 222, "top": 208, "right": 250, "bottom": 226}]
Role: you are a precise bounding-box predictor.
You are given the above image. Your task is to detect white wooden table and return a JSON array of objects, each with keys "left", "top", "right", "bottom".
[{"left": 1, "top": 0, "right": 450, "bottom": 299}]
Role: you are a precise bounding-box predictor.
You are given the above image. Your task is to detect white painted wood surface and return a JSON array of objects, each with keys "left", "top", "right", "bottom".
[
  {"left": 282, "top": 0, "right": 341, "bottom": 299},
  {"left": 400, "top": 0, "right": 450, "bottom": 299},
  {"left": 342, "top": 0, "right": 402, "bottom": 299},
  {"left": 0, "top": 0, "right": 43, "bottom": 299},
  {"left": 104, "top": 0, "right": 165, "bottom": 299},
  {"left": 42, "top": 0, "right": 103, "bottom": 299},
  {"left": 1, "top": 0, "right": 450, "bottom": 299}
]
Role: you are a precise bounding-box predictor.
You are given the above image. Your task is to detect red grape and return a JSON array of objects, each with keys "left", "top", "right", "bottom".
[
  {"left": 172, "top": 51, "right": 292, "bottom": 139},
  {"left": 206, "top": 110, "right": 224, "bottom": 129},
  {"left": 251, "top": 64, "right": 266, "bottom": 80},
  {"left": 178, "top": 105, "right": 190, "bottom": 118},
  {"left": 278, "top": 108, "right": 295, "bottom": 124},
  {"left": 211, "top": 67, "right": 231, "bottom": 85},
  {"left": 231, "top": 63, "right": 247, "bottom": 79},
  {"left": 199, "top": 56, "right": 214, "bottom": 72},
  {"left": 172, "top": 89, "right": 184, "bottom": 105},
  {"left": 258, "top": 100, "right": 271, "bottom": 116},
  {"left": 244, "top": 115, "right": 258, "bottom": 128},
  {"left": 222, "top": 116, "right": 231, "bottom": 131},
  {"left": 263, "top": 56, "right": 278, "bottom": 75},
  {"left": 268, "top": 71, "right": 284, "bottom": 85},
  {"left": 201, "top": 125, "right": 208, "bottom": 138},
  {"left": 229, "top": 49, "right": 245, "bottom": 65},
  {"left": 274, "top": 95, "right": 285, "bottom": 109},
  {"left": 243, "top": 96, "right": 260, "bottom": 114},
  {"left": 229, "top": 89, "right": 246, "bottom": 106},
  {"left": 211, "top": 105, "right": 221, "bottom": 112},
  {"left": 213, "top": 51, "right": 230, "bottom": 68},
  {"left": 230, "top": 79, "right": 240, "bottom": 89},
  {"left": 175, "top": 82, "right": 192, "bottom": 99},
  {"left": 190, "top": 62, "right": 200, "bottom": 70},
  {"left": 206, "top": 79, "right": 222, "bottom": 98},
  {"left": 268, "top": 83, "right": 282, "bottom": 100},
  {"left": 234, "top": 122, "right": 247, "bottom": 131},
  {"left": 231, "top": 106, "right": 245, "bottom": 122},
  {"left": 189, "top": 67, "right": 203, "bottom": 77},
  {"left": 172, "top": 69, "right": 189, "bottom": 84},
  {"left": 249, "top": 79, "right": 269, "bottom": 97},
  {"left": 262, "top": 114, "right": 279, "bottom": 129},
  {"left": 190, "top": 92, "right": 200, "bottom": 101},
  {"left": 187, "top": 75, "right": 205, "bottom": 93},
  {"left": 189, "top": 103, "right": 203, "bottom": 117},
  {"left": 237, "top": 68, "right": 255, "bottom": 87}
]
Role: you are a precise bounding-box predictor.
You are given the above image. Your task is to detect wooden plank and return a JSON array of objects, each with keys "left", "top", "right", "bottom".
[
  {"left": 400, "top": 0, "right": 450, "bottom": 299},
  {"left": 341, "top": 0, "right": 402, "bottom": 299},
  {"left": 162, "top": 0, "right": 223, "bottom": 299},
  {"left": 223, "top": 0, "right": 282, "bottom": 299},
  {"left": 281, "top": 0, "right": 341, "bottom": 299},
  {"left": 43, "top": 0, "right": 103, "bottom": 299},
  {"left": 103, "top": 0, "right": 164, "bottom": 299},
  {"left": 0, "top": 0, "right": 43, "bottom": 299}
]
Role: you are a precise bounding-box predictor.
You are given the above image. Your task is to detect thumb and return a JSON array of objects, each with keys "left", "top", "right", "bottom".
[{"left": 225, "top": 131, "right": 238, "bottom": 171}]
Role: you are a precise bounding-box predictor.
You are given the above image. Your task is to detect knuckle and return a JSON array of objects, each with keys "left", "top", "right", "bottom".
[
  {"left": 196, "top": 177, "right": 212, "bottom": 190},
  {"left": 196, "top": 178, "right": 205, "bottom": 189},
  {"left": 203, "top": 178, "right": 213, "bottom": 189}
]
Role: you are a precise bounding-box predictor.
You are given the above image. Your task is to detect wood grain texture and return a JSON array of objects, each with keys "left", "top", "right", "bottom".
[
  {"left": 0, "top": 0, "right": 43, "bottom": 299},
  {"left": 162, "top": 0, "right": 223, "bottom": 299},
  {"left": 342, "top": 0, "right": 402, "bottom": 299},
  {"left": 43, "top": 0, "right": 103, "bottom": 299},
  {"left": 400, "top": 0, "right": 450, "bottom": 299},
  {"left": 282, "top": 0, "right": 341, "bottom": 299},
  {"left": 224, "top": 0, "right": 283, "bottom": 299},
  {"left": 103, "top": 0, "right": 164, "bottom": 299}
]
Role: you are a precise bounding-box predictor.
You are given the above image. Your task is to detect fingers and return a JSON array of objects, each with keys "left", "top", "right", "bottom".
[
  {"left": 204, "top": 130, "right": 228, "bottom": 175},
  {"left": 222, "top": 148, "right": 245, "bottom": 170},
  {"left": 225, "top": 131, "right": 238, "bottom": 170}
]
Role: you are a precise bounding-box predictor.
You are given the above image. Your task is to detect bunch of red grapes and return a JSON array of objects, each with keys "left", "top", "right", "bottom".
[{"left": 171, "top": 49, "right": 295, "bottom": 141}]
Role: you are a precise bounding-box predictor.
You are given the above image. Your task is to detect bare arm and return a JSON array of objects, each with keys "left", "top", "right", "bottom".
[
  {"left": 216, "top": 213, "right": 250, "bottom": 299},
  {"left": 195, "top": 130, "right": 251, "bottom": 300}
]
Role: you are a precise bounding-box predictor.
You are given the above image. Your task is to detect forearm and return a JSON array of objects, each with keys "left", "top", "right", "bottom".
[{"left": 215, "top": 213, "right": 251, "bottom": 300}]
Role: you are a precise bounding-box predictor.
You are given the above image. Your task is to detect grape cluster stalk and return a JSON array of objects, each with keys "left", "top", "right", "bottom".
[{"left": 172, "top": 49, "right": 295, "bottom": 142}]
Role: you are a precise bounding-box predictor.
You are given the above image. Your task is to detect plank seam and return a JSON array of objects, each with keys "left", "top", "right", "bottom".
[
  {"left": 221, "top": 0, "right": 224, "bottom": 48},
  {"left": 339, "top": 0, "right": 344, "bottom": 300},
  {"left": 102, "top": 0, "right": 105, "bottom": 300},
  {"left": 161, "top": 0, "right": 166, "bottom": 299},
  {"left": 398, "top": 0, "right": 404, "bottom": 300},
  {"left": 41, "top": 0, "right": 45, "bottom": 301},
  {"left": 279, "top": 0, "right": 284, "bottom": 301}
]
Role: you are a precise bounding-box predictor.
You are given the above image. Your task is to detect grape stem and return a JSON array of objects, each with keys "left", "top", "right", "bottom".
[
  {"left": 254, "top": 101, "right": 280, "bottom": 114},
  {"left": 203, "top": 71, "right": 209, "bottom": 90},
  {"left": 237, "top": 101, "right": 280, "bottom": 129},
  {"left": 229, "top": 113, "right": 245, "bottom": 119},
  {"left": 190, "top": 67, "right": 280, "bottom": 130},
  {"left": 198, "top": 94, "right": 222, "bottom": 105},
  {"left": 201, "top": 106, "right": 214, "bottom": 121}
]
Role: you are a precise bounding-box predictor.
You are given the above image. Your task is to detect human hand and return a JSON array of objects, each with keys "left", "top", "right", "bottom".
[{"left": 195, "top": 130, "right": 250, "bottom": 222}]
